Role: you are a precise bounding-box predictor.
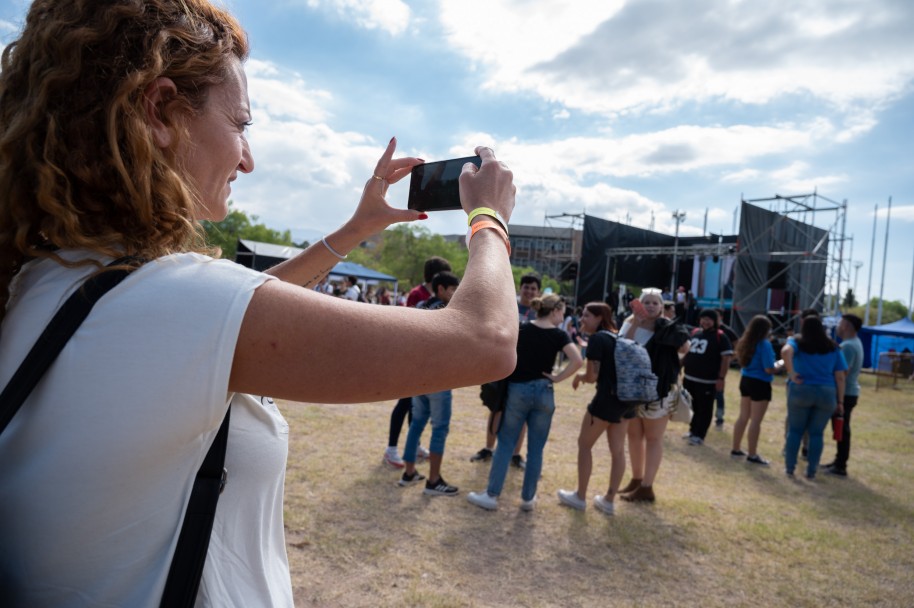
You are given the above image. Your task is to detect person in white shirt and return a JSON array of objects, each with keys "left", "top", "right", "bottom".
[{"left": 0, "top": 3, "right": 519, "bottom": 604}]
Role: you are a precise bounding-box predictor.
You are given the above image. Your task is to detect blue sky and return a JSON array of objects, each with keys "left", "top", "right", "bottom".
[{"left": 2, "top": 0, "right": 913, "bottom": 306}]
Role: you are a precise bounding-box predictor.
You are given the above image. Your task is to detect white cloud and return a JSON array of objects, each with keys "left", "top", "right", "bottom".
[
  {"left": 770, "top": 161, "right": 848, "bottom": 193},
  {"left": 438, "top": 0, "right": 914, "bottom": 118},
  {"left": 305, "top": 0, "right": 411, "bottom": 35},
  {"left": 877, "top": 204, "right": 914, "bottom": 221}
]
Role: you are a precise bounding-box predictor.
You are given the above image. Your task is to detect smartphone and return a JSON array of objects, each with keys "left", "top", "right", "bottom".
[
  {"left": 407, "top": 156, "right": 482, "bottom": 212},
  {"left": 630, "top": 299, "right": 646, "bottom": 317}
]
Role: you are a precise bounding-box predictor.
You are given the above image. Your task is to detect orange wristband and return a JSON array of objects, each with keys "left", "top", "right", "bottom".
[{"left": 467, "top": 220, "right": 511, "bottom": 255}]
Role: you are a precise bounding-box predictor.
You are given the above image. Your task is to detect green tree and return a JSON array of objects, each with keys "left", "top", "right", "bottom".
[
  {"left": 847, "top": 298, "right": 911, "bottom": 325},
  {"left": 375, "top": 224, "right": 468, "bottom": 287},
  {"left": 202, "top": 202, "right": 294, "bottom": 259}
]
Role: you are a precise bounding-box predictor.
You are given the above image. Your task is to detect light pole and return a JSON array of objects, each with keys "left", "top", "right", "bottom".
[{"left": 670, "top": 210, "right": 687, "bottom": 295}]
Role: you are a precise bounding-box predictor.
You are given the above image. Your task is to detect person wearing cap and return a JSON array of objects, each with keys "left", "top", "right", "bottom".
[{"left": 682, "top": 310, "right": 734, "bottom": 445}]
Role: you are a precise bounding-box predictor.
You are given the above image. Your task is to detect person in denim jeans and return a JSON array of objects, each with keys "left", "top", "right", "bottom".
[
  {"left": 781, "top": 316, "right": 848, "bottom": 479},
  {"left": 399, "top": 272, "right": 462, "bottom": 496},
  {"left": 467, "top": 294, "right": 582, "bottom": 511}
]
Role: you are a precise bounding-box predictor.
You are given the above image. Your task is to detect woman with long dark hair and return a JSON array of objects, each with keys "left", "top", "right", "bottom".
[
  {"left": 557, "top": 302, "right": 632, "bottom": 516},
  {"left": 781, "top": 316, "right": 848, "bottom": 478},
  {"left": 732, "top": 315, "right": 777, "bottom": 464}
]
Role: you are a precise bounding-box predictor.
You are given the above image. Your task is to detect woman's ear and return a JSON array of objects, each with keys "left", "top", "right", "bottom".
[{"left": 143, "top": 77, "right": 178, "bottom": 148}]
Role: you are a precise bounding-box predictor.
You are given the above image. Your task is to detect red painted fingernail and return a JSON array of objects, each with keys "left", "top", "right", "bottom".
[{"left": 418, "top": 213, "right": 428, "bottom": 220}]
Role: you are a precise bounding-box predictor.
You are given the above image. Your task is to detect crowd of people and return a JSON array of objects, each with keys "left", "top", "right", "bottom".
[{"left": 385, "top": 275, "right": 863, "bottom": 513}]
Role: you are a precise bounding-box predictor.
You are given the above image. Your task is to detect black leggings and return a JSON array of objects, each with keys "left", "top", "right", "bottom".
[{"left": 388, "top": 397, "right": 414, "bottom": 448}]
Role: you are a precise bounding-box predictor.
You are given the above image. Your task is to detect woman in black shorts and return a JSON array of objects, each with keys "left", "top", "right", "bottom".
[
  {"left": 557, "top": 302, "right": 632, "bottom": 516},
  {"left": 732, "top": 315, "right": 777, "bottom": 465}
]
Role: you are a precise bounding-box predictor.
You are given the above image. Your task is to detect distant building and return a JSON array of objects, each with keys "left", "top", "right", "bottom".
[{"left": 446, "top": 223, "right": 583, "bottom": 279}]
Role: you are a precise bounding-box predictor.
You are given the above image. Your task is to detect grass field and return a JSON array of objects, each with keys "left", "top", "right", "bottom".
[{"left": 280, "top": 370, "right": 914, "bottom": 607}]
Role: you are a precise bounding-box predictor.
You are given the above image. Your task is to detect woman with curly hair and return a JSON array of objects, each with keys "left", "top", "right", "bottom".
[
  {"left": 0, "top": 1, "right": 518, "bottom": 604},
  {"left": 781, "top": 316, "right": 848, "bottom": 479},
  {"left": 732, "top": 315, "right": 778, "bottom": 465}
]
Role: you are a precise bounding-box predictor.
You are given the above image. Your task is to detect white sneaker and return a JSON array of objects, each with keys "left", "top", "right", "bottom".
[
  {"left": 467, "top": 491, "right": 498, "bottom": 510},
  {"left": 593, "top": 494, "right": 615, "bottom": 516},
  {"left": 383, "top": 448, "right": 405, "bottom": 469},
  {"left": 417, "top": 446, "right": 430, "bottom": 461},
  {"left": 520, "top": 495, "right": 537, "bottom": 512},
  {"left": 557, "top": 489, "right": 586, "bottom": 511}
]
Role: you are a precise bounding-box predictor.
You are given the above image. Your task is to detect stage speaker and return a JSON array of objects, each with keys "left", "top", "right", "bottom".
[{"left": 767, "top": 261, "right": 788, "bottom": 289}]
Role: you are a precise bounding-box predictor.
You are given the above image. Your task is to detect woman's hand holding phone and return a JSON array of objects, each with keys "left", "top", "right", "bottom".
[{"left": 459, "top": 146, "right": 515, "bottom": 224}]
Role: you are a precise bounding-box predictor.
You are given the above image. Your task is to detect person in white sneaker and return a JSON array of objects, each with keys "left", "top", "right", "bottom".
[
  {"left": 468, "top": 295, "right": 582, "bottom": 510},
  {"left": 558, "top": 302, "right": 631, "bottom": 516},
  {"left": 384, "top": 257, "right": 453, "bottom": 469}
]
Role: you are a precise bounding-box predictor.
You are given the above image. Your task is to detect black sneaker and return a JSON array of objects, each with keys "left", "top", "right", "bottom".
[
  {"left": 824, "top": 464, "right": 847, "bottom": 477},
  {"left": 424, "top": 477, "right": 459, "bottom": 496},
  {"left": 747, "top": 454, "right": 770, "bottom": 466},
  {"left": 731, "top": 449, "right": 747, "bottom": 457},
  {"left": 398, "top": 471, "right": 426, "bottom": 487},
  {"left": 470, "top": 448, "right": 493, "bottom": 462},
  {"left": 511, "top": 454, "right": 526, "bottom": 469}
]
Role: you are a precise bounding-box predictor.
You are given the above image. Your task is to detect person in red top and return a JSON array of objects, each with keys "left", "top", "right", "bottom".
[{"left": 383, "top": 256, "right": 452, "bottom": 468}]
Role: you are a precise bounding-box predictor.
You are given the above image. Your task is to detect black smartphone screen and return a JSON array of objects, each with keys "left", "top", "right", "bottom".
[{"left": 407, "top": 156, "right": 482, "bottom": 212}]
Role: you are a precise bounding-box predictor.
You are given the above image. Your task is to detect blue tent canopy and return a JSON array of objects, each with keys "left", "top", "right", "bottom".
[
  {"left": 234, "top": 239, "right": 397, "bottom": 284},
  {"left": 858, "top": 317, "right": 914, "bottom": 368}
]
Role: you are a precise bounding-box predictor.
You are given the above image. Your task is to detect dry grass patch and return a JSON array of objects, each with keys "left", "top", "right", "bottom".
[{"left": 281, "top": 371, "right": 914, "bottom": 607}]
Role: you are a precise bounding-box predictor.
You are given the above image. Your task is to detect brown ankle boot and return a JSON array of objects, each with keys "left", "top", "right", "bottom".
[
  {"left": 619, "top": 478, "right": 642, "bottom": 494},
  {"left": 620, "top": 485, "right": 655, "bottom": 503}
]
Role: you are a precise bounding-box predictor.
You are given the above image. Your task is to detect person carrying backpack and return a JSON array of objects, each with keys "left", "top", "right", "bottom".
[
  {"left": 617, "top": 288, "right": 691, "bottom": 503},
  {"left": 556, "top": 303, "right": 632, "bottom": 516}
]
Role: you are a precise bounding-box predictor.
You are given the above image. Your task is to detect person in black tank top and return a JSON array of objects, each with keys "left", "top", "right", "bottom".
[{"left": 467, "top": 295, "right": 583, "bottom": 511}]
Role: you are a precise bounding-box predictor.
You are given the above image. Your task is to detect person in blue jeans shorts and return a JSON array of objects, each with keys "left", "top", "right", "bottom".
[
  {"left": 781, "top": 316, "right": 847, "bottom": 479},
  {"left": 467, "top": 294, "right": 582, "bottom": 511}
]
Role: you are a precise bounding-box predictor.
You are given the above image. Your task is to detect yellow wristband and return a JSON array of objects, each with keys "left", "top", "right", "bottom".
[
  {"left": 467, "top": 207, "right": 508, "bottom": 234},
  {"left": 466, "top": 220, "right": 511, "bottom": 255}
]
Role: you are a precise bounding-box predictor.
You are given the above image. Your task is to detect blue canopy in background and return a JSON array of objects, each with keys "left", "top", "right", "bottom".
[
  {"left": 234, "top": 239, "right": 397, "bottom": 285},
  {"left": 858, "top": 317, "right": 914, "bottom": 368}
]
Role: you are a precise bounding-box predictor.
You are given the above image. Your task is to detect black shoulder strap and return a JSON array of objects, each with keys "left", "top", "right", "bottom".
[
  {"left": 0, "top": 257, "right": 229, "bottom": 607},
  {"left": 0, "top": 258, "right": 136, "bottom": 433},
  {"left": 160, "top": 407, "right": 230, "bottom": 608}
]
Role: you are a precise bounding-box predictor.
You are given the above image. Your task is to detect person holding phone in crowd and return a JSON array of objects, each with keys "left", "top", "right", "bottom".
[
  {"left": 557, "top": 302, "right": 631, "bottom": 516},
  {"left": 467, "top": 295, "right": 583, "bottom": 511},
  {"left": 617, "top": 288, "right": 691, "bottom": 503},
  {"left": 732, "top": 315, "right": 777, "bottom": 465},
  {"left": 0, "top": 1, "right": 519, "bottom": 604}
]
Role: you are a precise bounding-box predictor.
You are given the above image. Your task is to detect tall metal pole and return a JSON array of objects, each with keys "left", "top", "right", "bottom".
[
  {"left": 909, "top": 247, "right": 914, "bottom": 320},
  {"left": 670, "top": 210, "right": 686, "bottom": 294},
  {"left": 876, "top": 196, "right": 892, "bottom": 325},
  {"left": 834, "top": 199, "right": 847, "bottom": 316},
  {"left": 703, "top": 208, "right": 708, "bottom": 236},
  {"left": 853, "top": 261, "right": 863, "bottom": 302},
  {"left": 864, "top": 203, "right": 878, "bottom": 326}
]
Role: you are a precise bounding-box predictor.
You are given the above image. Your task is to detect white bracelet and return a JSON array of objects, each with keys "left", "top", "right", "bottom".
[{"left": 321, "top": 236, "right": 347, "bottom": 260}]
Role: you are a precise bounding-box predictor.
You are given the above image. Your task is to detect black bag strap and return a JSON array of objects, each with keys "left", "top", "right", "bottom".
[
  {"left": 0, "top": 257, "right": 137, "bottom": 432},
  {"left": 160, "top": 406, "right": 230, "bottom": 608},
  {"left": 0, "top": 256, "right": 230, "bottom": 607}
]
